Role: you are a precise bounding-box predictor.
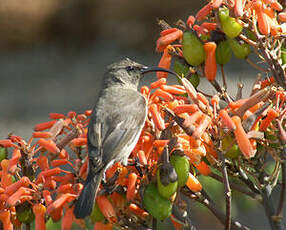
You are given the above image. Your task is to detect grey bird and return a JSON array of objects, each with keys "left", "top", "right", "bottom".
[{"left": 73, "top": 58, "right": 176, "bottom": 218}]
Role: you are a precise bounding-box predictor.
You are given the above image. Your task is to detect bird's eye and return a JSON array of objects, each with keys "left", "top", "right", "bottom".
[{"left": 126, "top": 66, "right": 135, "bottom": 71}]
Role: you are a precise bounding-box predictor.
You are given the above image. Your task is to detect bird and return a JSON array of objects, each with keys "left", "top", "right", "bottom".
[{"left": 73, "top": 58, "right": 176, "bottom": 218}]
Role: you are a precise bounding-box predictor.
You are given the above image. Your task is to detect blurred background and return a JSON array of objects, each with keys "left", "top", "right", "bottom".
[{"left": 0, "top": 0, "right": 279, "bottom": 229}]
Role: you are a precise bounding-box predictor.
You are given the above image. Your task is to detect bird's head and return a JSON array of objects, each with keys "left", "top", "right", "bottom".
[{"left": 105, "top": 58, "right": 179, "bottom": 88}]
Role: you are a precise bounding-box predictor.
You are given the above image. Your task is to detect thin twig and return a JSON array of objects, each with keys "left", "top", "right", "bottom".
[
  {"left": 258, "top": 42, "right": 286, "bottom": 89},
  {"left": 209, "top": 172, "right": 261, "bottom": 200},
  {"left": 221, "top": 65, "right": 227, "bottom": 90},
  {"left": 235, "top": 82, "right": 244, "bottom": 100},
  {"left": 182, "top": 188, "right": 250, "bottom": 230},
  {"left": 246, "top": 58, "right": 269, "bottom": 73},
  {"left": 259, "top": 170, "right": 285, "bottom": 230},
  {"left": 239, "top": 34, "right": 258, "bottom": 47},
  {"left": 210, "top": 80, "right": 233, "bottom": 103},
  {"left": 217, "top": 150, "right": 232, "bottom": 230},
  {"left": 233, "top": 163, "right": 260, "bottom": 194}
]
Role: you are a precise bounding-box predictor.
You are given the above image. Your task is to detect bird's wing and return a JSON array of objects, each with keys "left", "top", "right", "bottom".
[{"left": 88, "top": 88, "right": 147, "bottom": 172}]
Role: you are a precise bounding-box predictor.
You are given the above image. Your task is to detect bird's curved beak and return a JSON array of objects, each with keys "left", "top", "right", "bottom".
[{"left": 140, "top": 66, "right": 180, "bottom": 78}]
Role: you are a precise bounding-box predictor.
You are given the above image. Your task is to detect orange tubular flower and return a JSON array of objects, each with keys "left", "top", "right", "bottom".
[
  {"left": 153, "top": 140, "right": 170, "bottom": 148},
  {"left": 152, "top": 89, "right": 174, "bottom": 101},
  {"left": 150, "top": 78, "right": 167, "bottom": 89},
  {"left": 160, "top": 28, "right": 178, "bottom": 37},
  {"left": 149, "top": 104, "right": 165, "bottom": 130},
  {"left": 173, "top": 104, "right": 199, "bottom": 114},
  {"left": 47, "top": 193, "right": 77, "bottom": 214},
  {"left": 211, "top": 94, "right": 220, "bottom": 115},
  {"left": 79, "top": 159, "right": 88, "bottom": 180},
  {"left": 84, "top": 109, "right": 92, "bottom": 116},
  {"left": 33, "top": 204, "right": 47, "bottom": 230},
  {"left": 263, "top": 6, "right": 275, "bottom": 19},
  {"left": 181, "top": 78, "right": 200, "bottom": 106},
  {"left": 253, "top": 1, "right": 270, "bottom": 35},
  {"left": 36, "top": 167, "right": 63, "bottom": 183},
  {"left": 186, "top": 15, "right": 196, "bottom": 28},
  {"left": 54, "top": 173, "right": 75, "bottom": 185},
  {"left": 1, "top": 160, "right": 13, "bottom": 189},
  {"left": 193, "top": 25, "right": 207, "bottom": 36},
  {"left": 212, "top": 0, "right": 223, "bottom": 8},
  {"left": 76, "top": 114, "right": 87, "bottom": 121},
  {"left": 0, "top": 140, "right": 11, "bottom": 148},
  {"left": 96, "top": 195, "right": 117, "bottom": 223},
  {"left": 49, "top": 113, "right": 66, "bottom": 119},
  {"left": 201, "top": 22, "right": 217, "bottom": 31},
  {"left": 50, "top": 207, "right": 64, "bottom": 222},
  {"left": 197, "top": 93, "right": 209, "bottom": 106},
  {"left": 192, "top": 114, "right": 211, "bottom": 139},
  {"left": 194, "top": 161, "right": 211, "bottom": 176},
  {"left": 61, "top": 207, "right": 75, "bottom": 230},
  {"left": 36, "top": 155, "right": 49, "bottom": 171},
  {"left": 204, "top": 42, "right": 217, "bottom": 81},
  {"left": 234, "top": 0, "right": 247, "bottom": 17},
  {"left": 156, "top": 29, "right": 183, "bottom": 52},
  {"left": 190, "top": 145, "right": 207, "bottom": 157},
  {"left": 127, "top": 173, "right": 137, "bottom": 202},
  {"left": 260, "top": 76, "right": 275, "bottom": 88},
  {"left": 137, "top": 150, "right": 147, "bottom": 165},
  {"left": 232, "top": 116, "right": 256, "bottom": 158},
  {"left": 186, "top": 172, "right": 202, "bottom": 192},
  {"left": 259, "top": 108, "right": 279, "bottom": 131},
  {"left": 67, "top": 111, "right": 76, "bottom": 118},
  {"left": 278, "top": 12, "right": 286, "bottom": 22},
  {"left": 8, "top": 149, "right": 21, "bottom": 173},
  {"left": 105, "top": 162, "right": 121, "bottom": 180},
  {"left": 43, "top": 190, "right": 53, "bottom": 206},
  {"left": 141, "top": 86, "right": 150, "bottom": 99},
  {"left": 37, "top": 138, "right": 60, "bottom": 154},
  {"left": 129, "top": 203, "right": 149, "bottom": 218},
  {"left": 34, "top": 120, "right": 57, "bottom": 131},
  {"left": 110, "top": 192, "right": 125, "bottom": 210},
  {"left": 71, "top": 137, "right": 87, "bottom": 147},
  {"left": 219, "top": 109, "right": 236, "bottom": 131},
  {"left": 6, "top": 187, "right": 34, "bottom": 207},
  {"left": 229, "top": 99, "right": 248, "bottom": 110},
  {"left": 157, "top": 47, "right": 172, "bottom": 79},
  {"left": 184, "top": 111, "right": 203, "bottom": 127},
  {"left": 270, "top": 1, "right": 283, "bottom": 11},
  {"left": 56, "top": 183, "right": 74, "bottom": 194},
  {"left": 0, "top": 211, "right": 13, "bottom": 230},
  {"left": 196, "top": 3, "right": 212, "bottom": 21},
  {"left": 4, "top": 176, "right": 31, "bottom": 196},
  {"left": 43, "top": 177, "right": 57, "bottom": 190},
  {"left": 160, "top": 85, "right": 187, "bottom": 95},
  {"left": 32, "top": 131, "right": 53, "bottom": 139},
  {"left": 51, "top": 159, "right": 70, "bottom": 167}
]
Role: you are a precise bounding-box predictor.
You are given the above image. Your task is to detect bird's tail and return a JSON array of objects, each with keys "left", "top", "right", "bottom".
[{"left": 73, "top": 170, "right": 103, "bottom": 219}]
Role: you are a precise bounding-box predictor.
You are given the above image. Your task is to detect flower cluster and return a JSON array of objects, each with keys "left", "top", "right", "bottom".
[{"left": 0, "top": 0, "right": 285, "bottom": 229}]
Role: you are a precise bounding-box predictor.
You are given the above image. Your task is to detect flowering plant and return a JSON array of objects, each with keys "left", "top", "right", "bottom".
[{"left": 0, "top": 0, "right": 285, "bottom": 229}]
